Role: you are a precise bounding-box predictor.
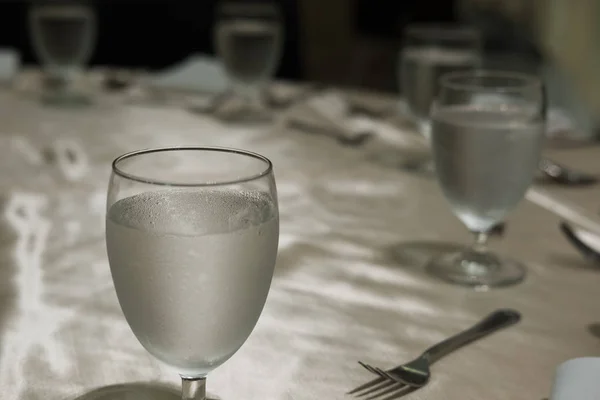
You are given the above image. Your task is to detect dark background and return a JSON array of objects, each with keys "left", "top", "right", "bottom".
[{"left": 0, "top": 0, "right": 461, "bottom": 81}]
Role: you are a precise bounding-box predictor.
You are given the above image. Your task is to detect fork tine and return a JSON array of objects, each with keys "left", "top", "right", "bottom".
[
  {"left": 358, "top": 361, "right": 380, "bottom": 375},
  {"left": 364, "top": 382, "right": 405, "bottom": 400},
  {"left": 378, "top": 385, "right": 417, "bottom": 400},
  {"left": 357, "top": 361, "right": 370, "bottom": 369},
  {"left": 348, "top": 362, "right": 393, "bottom": 396},
  {"left": 356, "top": 380, "right": 398, "bottom": 398},
  {"left": 375, "top": 367, "right": 402, "bottom": 383},
  {"left": 348, "top": 362, "right": 407, "bottom": 397},
  {"left": 347, "top": 376, "right": 387, "bottom": 395}
]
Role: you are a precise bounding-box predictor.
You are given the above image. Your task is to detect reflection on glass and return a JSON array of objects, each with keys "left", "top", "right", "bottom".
[
  {"left": 29, "top": 2, "right": 96, "bottom": 106},
  {"left": 104, "top": 147, "right": 279, "bottom": 400},
  {"left": 214, "top": 1, "right": 283, "bottom": 121},
  {"left": 427, "top": 70, "right": 545, "bottom": 289},
  {"left": 399, "top": 24, "right": 481, "bottom": 138}
]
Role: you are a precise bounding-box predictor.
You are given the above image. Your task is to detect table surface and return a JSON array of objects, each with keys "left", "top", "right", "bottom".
[{"left": 0, "top": 74, "right": 599, "bottom": 400}]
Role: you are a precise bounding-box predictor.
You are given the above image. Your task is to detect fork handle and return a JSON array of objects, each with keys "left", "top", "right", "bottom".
[{"left": 424, "top": 309, "right": 521, "bottom": 364}]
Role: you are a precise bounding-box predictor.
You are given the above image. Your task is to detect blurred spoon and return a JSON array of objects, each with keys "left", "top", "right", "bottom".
[
  {"left": 103, "top": 69, "right": 134, "bottom": 91},
  {"left": 539, "top": 158, "right": 598, "bottom": 186},
  {"left": 559, "top": 222, "right": 600, "bottom": 264},
  {"left": 287, "top": 119, "right": 373, "bottom": 147},
  {"left": 188, "top": 91, "right": 233, "bottom": 115}
]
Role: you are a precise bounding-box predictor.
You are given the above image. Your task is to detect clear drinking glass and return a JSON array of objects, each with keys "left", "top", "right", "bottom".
[
  {"left": 104, "top": 147, "right": 279, "bottom": 400},
  {"left": 29, "top": 1, "right": 96, "bottom": 106},
  {"left": 214, "top": 0, "right": 283, "bottom": 120},
  {"left": 427, "top": 70, "right": 545, "bottom": 288},
  {"left": 399, "top": 24, "right": 482, "bottom": 138}
]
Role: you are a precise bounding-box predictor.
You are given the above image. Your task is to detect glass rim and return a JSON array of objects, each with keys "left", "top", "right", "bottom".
[
  {"left": 439, "top": 70, "right": 543, "bottom": 93},
  {"left": 404, "top": 23, "right": 481, "bottom": 40},
  {"left": 111, "top": 146, "right": 273, "bottom": 187}
]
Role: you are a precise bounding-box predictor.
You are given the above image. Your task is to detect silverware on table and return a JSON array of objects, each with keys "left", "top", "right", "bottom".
[
  {"left": 539, "top": 158, "right": 598, "bottom": 186},
  {"left": 287, "top": 119, "right": 374, "bottom": 147},
  {"left": 187, "top": 91, "right": 233, "bottom": 115},
  {"left": 348, "top": 309, "right": 521, "bottom": 398},
  {"left": 103, "top": 70, "right": 134, "bottom": 91},
  {"left": 348, "top": 102, "right": 394, "bottom": 120},
  {"left": 265, "top": 83, "right": 325, "bottom": 109},
  {"left": 560, "top": 221, "right": 600, "bottom": 264}
]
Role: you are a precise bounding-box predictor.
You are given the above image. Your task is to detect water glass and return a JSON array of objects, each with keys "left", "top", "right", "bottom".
[
  {"left": 214, "top": 0, "right": 283, "bottom": 119},
  {"left": 29, "top": 1, "right": 96, "bottom": 106},
  {"left": 399, "top": 24, "right": 482, "bottom": 138},
  {"left": 104, "top": 147, "right": 279, "bottom": 400},
  {"left": 427, "top": 70, "right": 545, "bottom": 288}
]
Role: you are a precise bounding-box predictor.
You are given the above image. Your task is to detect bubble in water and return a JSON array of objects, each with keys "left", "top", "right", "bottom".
[{"left": 108, "top": 189, "right": 275, "bottom": 236}]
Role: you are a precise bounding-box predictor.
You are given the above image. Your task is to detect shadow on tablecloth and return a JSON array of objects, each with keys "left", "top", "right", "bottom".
[{"left": 71, "top": 381, "right": 181, "bottom": 400}]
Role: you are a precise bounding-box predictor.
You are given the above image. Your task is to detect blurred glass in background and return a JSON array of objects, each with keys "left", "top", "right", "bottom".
[
  {"left": 29, "top": 1, "right": 96, "bottom": 106},
  {"left": 399, "top": 24, "right": 481, "bottom": 138},
  {"left": 428, "top": 70, "right": 545, "bottom": 288},
  {"left": 214, "top": 0, "right": 283, "bottom": 120}
]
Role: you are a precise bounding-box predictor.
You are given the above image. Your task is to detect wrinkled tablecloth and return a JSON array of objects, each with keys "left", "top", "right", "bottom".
[{"left": 0, "top": 77, "right": 599, "bottom": 400}]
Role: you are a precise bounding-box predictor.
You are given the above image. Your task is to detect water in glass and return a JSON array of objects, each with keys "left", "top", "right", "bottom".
[
  {"left": 425, "top": 70, "right": 544, "bottom": 288},
  {"left": 401, "top": 47, "right": 480, "bottom": 136},
  {"left": 30, "top": 5, "right": 95, "bottom": 76},
  {"left": 216, "top": 19, "right": 281, "bottom": 93},
  {"left": 106, "top": 188, "right": 278, "bottom": 377},
  {"left": 431, "top": 104, "right": 544, "bottom": 233},
  {"left": 104, "top": 147, "right": 279, "bottom": 400}
]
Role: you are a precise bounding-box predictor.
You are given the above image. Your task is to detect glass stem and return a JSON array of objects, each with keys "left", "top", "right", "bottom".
[
  {"left": 472, "top": 231, "right": 489, "bottom": 253},
  {"left": 235, "top": 84, "right": 262, "bottom": 108},
  {"left": 181, "top": 377, "right": 206, "bottom": 400},
  {"left": 247, "top": 88, "right": 263, "bottom": 110},
  {"left": 54, "top": 66, "right": 75, "bottom": 92}
]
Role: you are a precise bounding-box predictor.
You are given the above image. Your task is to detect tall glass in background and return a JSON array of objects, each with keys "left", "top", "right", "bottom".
[
  {"left": 427, "top": 71, "right": 545, "bottom": 289},
  {"left": 399, "top": 24, "right": 482, "bottom": 138},
  {"left": 214, "top": 1, "right": 283, "bottom": 120},
  {"left": 29, "top": 2, "right": 96, "bottom": 106},
  {"left": 104, "top": 147, "right": 279, "bottom": 400}
]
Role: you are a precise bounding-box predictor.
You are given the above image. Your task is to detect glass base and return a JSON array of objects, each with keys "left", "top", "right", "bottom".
[
  {"left": 368, "top": 146, "right": 433, "bottom": 174},
  {"left": 403, "top": 156, "right": 434, "bottom": 173},
  {"left": 390, "top": 241, "right": 465, "bottom": 269},
  {"left": 219, "top": 100, "right": 272, "bottom": 124},
  {"left": 41, "top": 90, "right": 92, "bottom": 108},
  {"left": 193, "top": 90, "right": 272, "bottom": 124},
  {"left": 416, "top": 119, "right": 431, "bottom": 140},
  {"left": 73, "top": 383, "right": 180, "bottom": 400},
  {"left": 426, "top": 249, "right": 526, "bottom": 289},
  {"left": 222, "top": 107, "right": 272, "bottom": 124}
]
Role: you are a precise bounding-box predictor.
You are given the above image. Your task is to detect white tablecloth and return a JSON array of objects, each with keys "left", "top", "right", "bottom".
[{"left": 0, "top": 78, "right": 599, "bottom": 400}]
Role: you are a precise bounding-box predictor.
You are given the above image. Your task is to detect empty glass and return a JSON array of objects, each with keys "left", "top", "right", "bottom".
[
  {"left": 29, "top": 1, "right": 96, "bottom": 106},
  {"left": 399, "top": 24, "right": 482, "bottom": 138},
  {"left": 214, "top": 0, "right": 283, "bottom": 120},
  {"left": 427, "top": 71, "right": 545, "bottom": 288},
  {"left": 104, "top": 147, "right": 279, "bottom": 400}
]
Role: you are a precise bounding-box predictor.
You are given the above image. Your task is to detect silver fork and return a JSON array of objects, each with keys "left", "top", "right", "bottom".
[{"left": 348, "top": 309, "right": 521, "bottom": 397}]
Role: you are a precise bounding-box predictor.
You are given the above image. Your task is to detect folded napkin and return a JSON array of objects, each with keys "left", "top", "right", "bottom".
[
  {"left": 267, "top": 81, "right": 310, "bottom": 107},
  {"left": 148, "top": 54, "right": 229, "bottom": 95},
  {"left": 550, "top": 358, "right": 600, "bottom": 400},
  {"left": 286, "top": 91, "right": 427, "bottom": 148},
  {"left": 526, "top": 188, "right": 600, "bottom": 238},
  {"left": 285, "top": 91, "right": 357, "bottom": 136}
]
